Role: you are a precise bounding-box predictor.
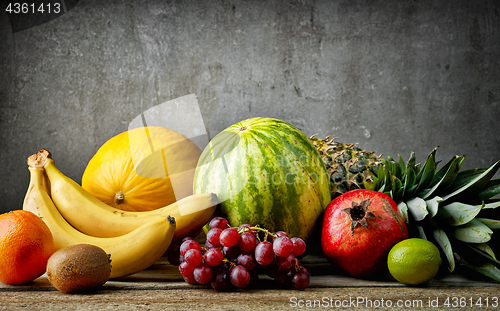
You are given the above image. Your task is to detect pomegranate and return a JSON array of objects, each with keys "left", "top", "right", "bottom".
[{"left": 321, "top": 189, "right": 408, "bottom": 278}]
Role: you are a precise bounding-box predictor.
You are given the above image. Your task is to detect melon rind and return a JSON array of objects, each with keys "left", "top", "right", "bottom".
[{"left": 193, "top": 117, "right": 331, "bottom": 240}]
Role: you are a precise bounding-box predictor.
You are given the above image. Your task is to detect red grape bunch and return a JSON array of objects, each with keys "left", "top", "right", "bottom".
[{"left": 168, "top": 217, "right": 310, "bottom": 291}]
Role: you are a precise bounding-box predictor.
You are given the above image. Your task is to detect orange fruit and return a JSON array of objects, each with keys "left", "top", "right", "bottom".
[{"left": 0, "top": 210, "right": 55, "bottom": 285}]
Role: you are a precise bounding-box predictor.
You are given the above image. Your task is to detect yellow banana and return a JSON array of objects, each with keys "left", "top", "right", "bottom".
[
  {"left": 36, "top": 149, "right": 217, "bottom": 242},
  {"left": 23, "top": 163, "right": 176, "bottom": 279},
  {"left": 23, "top": 158, "right": 51, "bottom": 202}
]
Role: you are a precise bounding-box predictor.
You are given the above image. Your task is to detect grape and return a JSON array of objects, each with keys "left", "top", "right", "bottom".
[
  {"left": 237, "top": 253, "right": 257, "bottom": 271},
  {"left": 204, "top": 239, "right": 214, "bottom": 249},
  {"left": 166, "top": 245, "right": 181, "bottom": 265},
  {"left": 238, "top": 231, "right": 257, "bottom": 253},
  {"left": 183, "top": 274, "right": 197, "bottom": 285},
  {"left": 300, "top": 266, "right": 310, "bottom": 277},
  {"left": 206, "top": 228, "right": 223, "bottom": 247},
  {"left": 264, "top": 260, "right": 279, "bottom": 278},
  {"left": 179, "top": 261, "right": 195, "bottom": 278},
  {"left": 220, "top": 228, "right": 240, "bottom": 247},
  {"left": 292, "top": 271, "right": 310, "bottom": 290},
  {"left": 275, "top": 269, "right": 294, "bottom": 284},
  {"left": 209, "top": 217, "right": 229, "bottom": 230},
  {"left": 204, "top": 248, "right": 224, "bottom": 267},
  {"left": 184, "top": 249, "right": 203, "bottom": 267},
  {"left": 291, "top": 237, "right": 306, "bottom": 256},
  {"left": 223, "top": 245, "right": 242, "bottom": 260},
  {"left": 180, "top": 239, "right": 201, "bottom": 257},
  {"left": 255, "top": 241, "right": 274, "bottom": 266},
  {"left": 193, "top": 263, "right": 213, "bottom": 285},
  {"left": 216, "top": 260, "right": 233, "bottom": 273},
  {"left": 275, "top": 231, "right": 289, "bottom": 238},
  {"left": 182, "top": 236, "right": 193, "bottom": 243},
  {"left": 276, "top": 253, "right": 296, "bottom": 271},
  {"left": 273, "top": 236, "right": 294, "bottom": 258},
  {"left": 211, "top": 268, "right": 234, "bottom": 292},
  {"left": 178, "top": 222, "right": 310, "bottom": 291},
  {"left": 230, "top": 265, "right": 251, "bottom": 288}
]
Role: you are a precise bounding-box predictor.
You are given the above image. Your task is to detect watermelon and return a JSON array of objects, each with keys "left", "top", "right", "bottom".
[{"left": 193, "top": 117, "right": 331, "bottom": 240}]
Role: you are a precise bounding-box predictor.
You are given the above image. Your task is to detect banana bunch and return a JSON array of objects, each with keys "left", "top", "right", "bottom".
[{"left": 23, "top": 149, "right": 218, "bottom": 278}]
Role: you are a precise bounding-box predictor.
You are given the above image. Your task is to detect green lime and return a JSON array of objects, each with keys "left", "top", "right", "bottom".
[{"left": 387, "top": 238, "right": 442, "bottom": 285}]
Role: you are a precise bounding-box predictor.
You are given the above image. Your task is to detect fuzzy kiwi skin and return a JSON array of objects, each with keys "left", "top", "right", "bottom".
[{"left": 46, "top": 244, "right": 111, "bottom": 294}]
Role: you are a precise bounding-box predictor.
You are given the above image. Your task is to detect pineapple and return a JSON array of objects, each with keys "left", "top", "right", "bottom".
[
  {"left": 312, "top": 136, "right": 500, "bottom": 282},
  {"left": 310, "top": 135, "right": 382, "bottom": 198}
]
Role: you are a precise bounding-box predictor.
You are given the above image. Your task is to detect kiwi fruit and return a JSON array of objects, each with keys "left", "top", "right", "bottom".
[{"left": 46, "top": 244, "right": 111, "bottom": 294}]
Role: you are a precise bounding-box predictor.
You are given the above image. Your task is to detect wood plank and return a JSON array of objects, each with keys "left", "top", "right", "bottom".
[
  {"left": 1, "top": 254, "right": 499, "bottom": 311},
  {"left": 1, "top": 254, "right": 498, "bottom": 292}
]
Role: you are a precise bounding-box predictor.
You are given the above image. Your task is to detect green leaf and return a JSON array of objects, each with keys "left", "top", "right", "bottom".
[
  {"left": 431, "top": 222, "right": 455, "bottom": 272},
  {"left": 397, "top": 201, "right": 409, "bottom": 223},
  {"left": 378, "top": 183, "right": 386, "bottom": 193},
  {"left": 415, "top": 147, "right": 438, "bottom": 192},
  {"left": 403, "top": 183, "right": 420, "bottom": 199},
  {"left": 429, "top": 155, "right": 464, "bottom": 190},
  {"left": 398, "top": 155, "right": 406, "bottom": 178},
  {"left": 452, "top": 219, "right": 493, "bottom": 243},
  {"left": 469, "top": 243, "right": 498, "bottom": 262},
  {"left": 417, "top": 225, "right": 427, "bottom": 240},
  {"left": 455, "top": 253, "right": 500, "bottom": 283},
  {"left": 475, "top": 179, "right": 500, "bottom": 201},
  {"left": 372, "top": 164, "right": 387, "bottom": 191},
  {"left": 448, "top": 168, "right": 487, "bottom": 192},
  {"left": 414, "top": 150, "right": 430, "bottom": 181},
  {"left": 406, "top": 197, "right": 428, "bottom": 222},
  {"left": 384, "top": 157, "right": 396, "bottom": 176},
  {"left": 477, "top": 218, "right": 500, "bottom": 230},
  {"left": 407, "top": 151, "right": 416, "bottom": 170},
  {"left": 419, "top": 156, "right": 464, "bottom": 199},
  {"left": 426, "top": 196, "right": 443, "bottom": 218},
  {"left": 383, "top": 171, "right": 400, "bottom": 200},
  {"left": 482, "top": 201, "right": 500, "bottom": 209},
  {"left": 434, "top": 202, "right": 484, "bottom": 226},
  {"left": 390, "top": 156, "right": 403, "bottom": 179},
  {"left": 441, "top": 160, "right": 500, "bottom": 202},
  {"left": 406, "top": 151, "right": 420, "bottom": 178},
  {"left": 383, "top": 163, "right": 393, "bottom": 191},
  {"left": 415, "top": 162, "right": 422, "bottom": 175},
  {"left": 402, "top": 161, "right": 416, "bottom": 198},
  {"left": 467, "top": 198, "right": 500, "bottom": 206},
  {"left": 484, "top": 198, "right": 500, "bottom": 204},
  {"left": 392, "top": 175, "right": 404, "bottom": 201}
]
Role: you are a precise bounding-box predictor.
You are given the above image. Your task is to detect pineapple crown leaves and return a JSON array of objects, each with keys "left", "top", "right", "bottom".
[
  {"left": 372, "top": 147, "right": 500, "bottom": 282},
  {"left": 310, "top": 134, "right": 500, "bottom": 281}
]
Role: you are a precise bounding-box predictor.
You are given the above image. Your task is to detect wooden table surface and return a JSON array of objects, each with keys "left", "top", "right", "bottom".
[{"left": 1, "top": 254, "right": 499, "bottom": 310}]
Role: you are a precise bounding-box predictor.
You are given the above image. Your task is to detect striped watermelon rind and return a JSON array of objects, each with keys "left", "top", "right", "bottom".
[{"left": 193, "top": 117, "right": 331, "bottom": 240}]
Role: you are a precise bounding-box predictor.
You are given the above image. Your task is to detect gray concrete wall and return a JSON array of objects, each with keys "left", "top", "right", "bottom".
[{"left": 1, "top": 0, "right": 500, "bottom": 213}]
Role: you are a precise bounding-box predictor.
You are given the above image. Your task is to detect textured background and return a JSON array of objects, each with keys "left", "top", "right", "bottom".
[{"left": 1, "top": 0, "right": 500, "bottom": 213}]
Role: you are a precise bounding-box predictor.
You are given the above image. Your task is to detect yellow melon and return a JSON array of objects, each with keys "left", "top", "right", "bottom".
[{"left": 82, "top": 126, "right": 202, "bottom": 212}]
